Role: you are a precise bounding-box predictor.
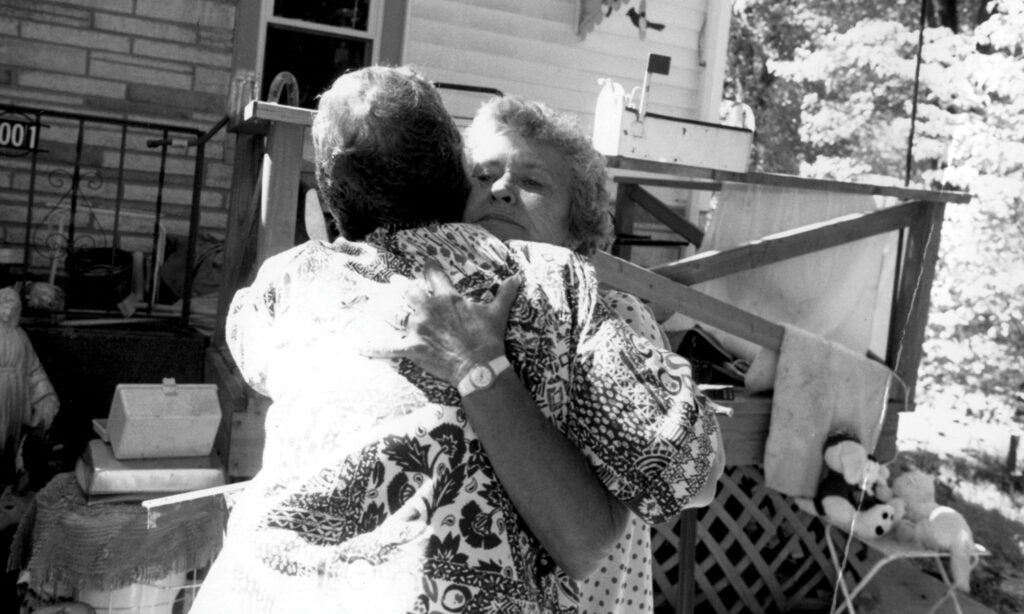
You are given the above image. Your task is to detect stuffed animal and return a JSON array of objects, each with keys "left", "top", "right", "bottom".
[
  {"left": 812, "top": 432, "right": 904, "bottom": 540},
  {"left": 891, "top": 470, "right": 976, "bottom": 592}
]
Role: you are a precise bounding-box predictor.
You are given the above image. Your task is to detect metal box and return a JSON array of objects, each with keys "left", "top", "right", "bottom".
[
  {"left": 76, "top": 439, "right": 226, "bottom": 497},
  {"left": 107, "top": 378, "right": 221, "bottom": 459}
]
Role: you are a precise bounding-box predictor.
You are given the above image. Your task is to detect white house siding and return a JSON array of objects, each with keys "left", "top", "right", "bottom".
[
  {"left": 404, "top": 0, "right": 728, "bottom": 265},
  {"left": 404, "top": 0, "right": 714, "bottom": 130}
]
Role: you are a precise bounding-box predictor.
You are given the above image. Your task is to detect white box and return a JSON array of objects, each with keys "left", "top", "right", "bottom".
[{"left": 107, "top": 378, "right": 221, "bottom": 460}]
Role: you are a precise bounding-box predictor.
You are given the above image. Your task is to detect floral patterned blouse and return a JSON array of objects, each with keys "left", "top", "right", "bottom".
[{"left": 191, "top": 223, "right": 719, "bottom": 614}]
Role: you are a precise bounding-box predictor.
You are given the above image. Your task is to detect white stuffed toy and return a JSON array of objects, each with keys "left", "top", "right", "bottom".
[
  {"left": 891, "top": 470, "right": 976, "bottom": 592},
  {"left": 811, "top": 433, "right": 905, "bottom": 541}
]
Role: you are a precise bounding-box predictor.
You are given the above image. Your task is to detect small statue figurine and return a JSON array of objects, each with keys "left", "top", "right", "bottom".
[{"left": 0, "top": 287, "right": 59, "bottom": 487}]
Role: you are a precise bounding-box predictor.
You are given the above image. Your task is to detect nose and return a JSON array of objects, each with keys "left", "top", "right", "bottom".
[{"left": 490, "top": 173, "right": 515, "bottom": 205}]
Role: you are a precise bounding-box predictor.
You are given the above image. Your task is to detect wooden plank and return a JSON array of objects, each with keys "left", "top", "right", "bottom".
[
  {"left": 611, "top": 183, "right": 635, "bottom": 260},
  {"left": 230, "top": 391, "right": 270, "bottom": 479},
  {"left": 248, "top": 100, "right": 315, "bottom": 126},
  {"left": 716, "top": 395, "right": 905, "bottom": 466},
  {"left": 627, "top": 185, "right": 705, "bottom": 247},
  {"left": 204, "top": 347, "right": 244, "bottom": 466},
  {"left": 651, "top": 201, "right": 921, "bottom": 285},
  {"left": 613, "top": 175, "right": 722, "bottom": 192},
  {"left": 592, "top": 251, "right": 785, "bottom": 350},
  {"left": 885, "top": 201, "right": 946, "bottom": 412},
  {"left": 214, "top": 132, "right": 263, "bottom": 346},
  {"left": 605, "top": 156, "right": 972, "bottom": 204},
  {"left": 715, "top": 394, "right": 772, "bottom": 466},
  {"left": 256, "top": 121, "right": 304, "bottom": 266}
]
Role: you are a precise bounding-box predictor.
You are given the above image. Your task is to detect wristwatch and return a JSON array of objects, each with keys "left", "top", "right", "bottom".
[{"left": 457, "top": 355, "right": 511, "bottom": 397}]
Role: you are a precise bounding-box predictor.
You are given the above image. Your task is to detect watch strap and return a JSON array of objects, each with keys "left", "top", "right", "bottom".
[{"left": 457, "top": 355, "right": 511, "bottom": 396}]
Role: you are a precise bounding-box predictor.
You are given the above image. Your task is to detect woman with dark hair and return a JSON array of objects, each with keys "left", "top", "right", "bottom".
[
  {"left": 193, "top": 66, "right": 721, "bottom": 614},
  {"left": 312, "top": 65, "right": 470, "bottom": 240}
]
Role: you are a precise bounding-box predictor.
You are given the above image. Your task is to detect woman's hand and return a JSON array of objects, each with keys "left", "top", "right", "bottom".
[{"left": 365, "top": 260, "right": 521, "bottom": 385}]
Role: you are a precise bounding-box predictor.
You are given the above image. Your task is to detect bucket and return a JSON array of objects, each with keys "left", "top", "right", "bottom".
[
  {"left": 77, "top": 571, "right": 188, "bottom": 614},
  {"left": 65, "top": 247, "right": 133, "bottom": 310}
]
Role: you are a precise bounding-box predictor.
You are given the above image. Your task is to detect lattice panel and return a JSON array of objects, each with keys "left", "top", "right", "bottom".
[{"left": 652, "top": 466, "right": 840, "bottom": 614}]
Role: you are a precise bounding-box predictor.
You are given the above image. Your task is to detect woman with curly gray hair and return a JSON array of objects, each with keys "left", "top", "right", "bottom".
[
  {"left": 463, "top": 95, "right": 615, "bottom": 257},
  {"left": 460, "top": 95, "right": 691, "bottom": 614}
]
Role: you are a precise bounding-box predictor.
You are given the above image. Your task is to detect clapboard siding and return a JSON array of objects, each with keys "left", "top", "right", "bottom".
[{"left": 405, "top": 0, "right": 712, "bottom": 128}]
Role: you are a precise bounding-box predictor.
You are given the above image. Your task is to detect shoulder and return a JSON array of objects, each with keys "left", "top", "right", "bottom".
[{"left": 601, "top": 290, "right": 668, "bottom": 349}]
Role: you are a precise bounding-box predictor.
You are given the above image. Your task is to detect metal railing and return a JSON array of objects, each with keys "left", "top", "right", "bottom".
[{"left": 0, "top": 104, "right": 229, "bottom": 327}]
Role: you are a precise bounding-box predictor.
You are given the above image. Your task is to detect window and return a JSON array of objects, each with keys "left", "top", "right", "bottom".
[{"left": 258, "top": 0, "right": 402, "bottom": 109}]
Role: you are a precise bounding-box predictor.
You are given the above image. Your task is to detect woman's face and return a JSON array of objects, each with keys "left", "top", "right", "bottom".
[{"left": 463, "top": 130, "right": 573, "bottom": 248}]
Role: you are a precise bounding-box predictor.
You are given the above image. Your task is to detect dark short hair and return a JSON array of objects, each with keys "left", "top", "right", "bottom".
[
  {"left": 465, "top": 96, "right": 613, "bottom": 256},
  {"left": 312, "top": 66, "right": 470, "bottom": 240}
]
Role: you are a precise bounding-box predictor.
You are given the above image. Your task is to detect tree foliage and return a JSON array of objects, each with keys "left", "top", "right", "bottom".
[{"left": 728, "top": 0, "right": 1024, "bottom": 415}]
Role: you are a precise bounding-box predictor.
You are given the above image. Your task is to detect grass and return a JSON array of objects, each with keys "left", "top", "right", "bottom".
[{"left": 894, "top": 411, "right": 1024, "bottom": 614}]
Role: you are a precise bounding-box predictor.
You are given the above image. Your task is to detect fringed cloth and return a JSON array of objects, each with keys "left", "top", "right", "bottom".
[{"left": 8, "top": 473, "right": 225, "bottom": 592}]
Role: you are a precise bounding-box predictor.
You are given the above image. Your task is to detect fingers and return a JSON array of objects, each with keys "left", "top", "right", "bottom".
[
  {"left": 490, "top": 272, "right": 522, "bottom": 319},
  {"left": 422, "top": 259, "right": 457, "bottom": 297},
  {"left": 359, "top": 336, "right": 416, "bottom": 360}
]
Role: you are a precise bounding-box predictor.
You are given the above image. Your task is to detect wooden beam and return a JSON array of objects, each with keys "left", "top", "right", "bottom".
[
  {"left": 257, "top": 120, "right": 304, "bottom": 265},
  {"left": 627, "top": 185, "right": 705, "bottom": 247},
  {"left": 886, "top": 201, "right": 946, "bottom": 411},
  {"left": 605, "top": 156, "right": 972, "bottom": 204},
  {"left": 652, "top": 200, "right": 922, "bottom": 285},
  {"left": 592, "top": 251, "right": 784, "bottom": 350}
]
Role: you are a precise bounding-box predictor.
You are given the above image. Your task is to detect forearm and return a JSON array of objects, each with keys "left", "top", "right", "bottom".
[{"left": 461, "top": 368, "right": 629, "bottom": 580}]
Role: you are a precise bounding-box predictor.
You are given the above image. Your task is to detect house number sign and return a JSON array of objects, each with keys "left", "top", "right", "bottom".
[{"left": 0, "top": 114, "right": 40, "bottom": 154}]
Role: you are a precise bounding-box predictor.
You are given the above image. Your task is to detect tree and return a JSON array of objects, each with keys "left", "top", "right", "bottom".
[{"left": 728, "top": 0, "right": 1024, "bottom": 416}]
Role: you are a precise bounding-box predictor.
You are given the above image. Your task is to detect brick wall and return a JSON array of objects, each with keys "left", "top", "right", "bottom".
[{"left": 0, "top": 0, "right": 237, "bottom": 281}]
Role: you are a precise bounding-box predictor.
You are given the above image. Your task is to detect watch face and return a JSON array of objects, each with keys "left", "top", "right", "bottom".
[{"left": 469, "top": 364, "right": 494, "bottom": 388}]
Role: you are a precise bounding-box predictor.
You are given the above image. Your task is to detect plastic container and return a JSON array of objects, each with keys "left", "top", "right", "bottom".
[{"left": 107, "top": 378, "right": 221, "bottom": 460}]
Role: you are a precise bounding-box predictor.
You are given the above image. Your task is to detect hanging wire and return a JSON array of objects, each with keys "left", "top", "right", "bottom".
[{"left": 905, "top": 0, "right": 929, "bottom": 186}]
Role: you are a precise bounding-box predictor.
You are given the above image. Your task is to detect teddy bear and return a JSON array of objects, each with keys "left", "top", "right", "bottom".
[
  {"left": 890, "top": 469, "right": 976, "bottom": 592},
  {"left": 810, "top": 432, "right": 905, "bottom": 541}
]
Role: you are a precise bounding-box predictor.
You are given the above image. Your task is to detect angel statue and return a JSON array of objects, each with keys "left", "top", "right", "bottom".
[{"left": 0, "top": 287, "right": 59, "bottom": 489}]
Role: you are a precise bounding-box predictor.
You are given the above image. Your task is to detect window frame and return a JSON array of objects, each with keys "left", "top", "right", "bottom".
[{"left": 255, "top": 0, "right": 385, "bottom": 82}]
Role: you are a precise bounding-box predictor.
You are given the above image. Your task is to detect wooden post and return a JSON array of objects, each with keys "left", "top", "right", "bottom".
[
  {"left": 1008, "top": 434, "right": 1020, "bottom": 477},
  {"left": 612, "top": 183, "right": 635, "bottom": 260},
  {"left": 886, "top": 201, "right": 946, "bottom": 411},
  {"left": 257, "top": 120, "right": 303, "bottom": 265},
  {"left": 677, "top": 509, "right": 698, "bottom": 614}
]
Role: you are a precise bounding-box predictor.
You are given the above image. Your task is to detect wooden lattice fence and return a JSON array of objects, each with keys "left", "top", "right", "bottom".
[{"left": 652, "top": 465, "right": 860, "bottom": 614}]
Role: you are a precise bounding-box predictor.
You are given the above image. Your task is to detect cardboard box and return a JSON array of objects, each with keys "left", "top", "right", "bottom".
[
  {"left": 107, "top": 378, "right": 221, "bottom": 460},
  {"left": 75, "top": 439, "right": 226, "bottom": 498}
]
